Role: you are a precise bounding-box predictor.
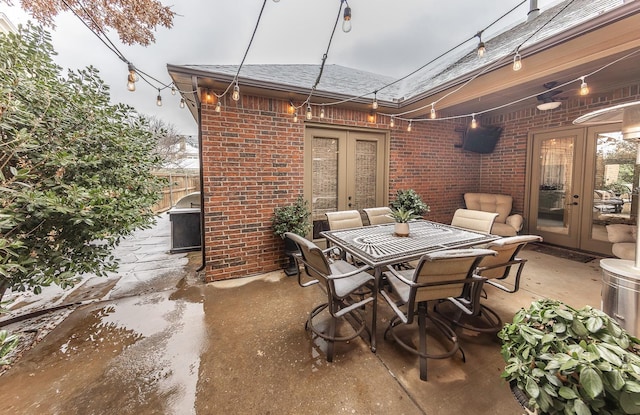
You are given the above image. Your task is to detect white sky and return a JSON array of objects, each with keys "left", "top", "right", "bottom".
[{"left": 2, "top": 0, "right": 559, "bottom": 136}]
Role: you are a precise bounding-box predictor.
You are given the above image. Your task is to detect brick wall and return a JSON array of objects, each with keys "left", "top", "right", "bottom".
[{"left": 200, "top": 82, "right": 639, "bottom": 282}]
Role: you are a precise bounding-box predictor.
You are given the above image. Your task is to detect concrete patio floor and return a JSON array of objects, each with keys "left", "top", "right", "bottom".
[{"left": 0, "top": 215, "right": 606, "bottom": 414}]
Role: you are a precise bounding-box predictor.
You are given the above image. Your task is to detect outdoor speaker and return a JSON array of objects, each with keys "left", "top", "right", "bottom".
[{"left": 462, "top": 125, "right": 503, "bottom": 154}]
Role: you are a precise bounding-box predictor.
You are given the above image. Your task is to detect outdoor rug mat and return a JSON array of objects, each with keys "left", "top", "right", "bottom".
[{"left": 524, "top": 242, "right": 598, "bottom": 263}]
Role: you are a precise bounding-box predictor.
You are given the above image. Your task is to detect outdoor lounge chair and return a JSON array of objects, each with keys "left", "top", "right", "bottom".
[
  {"left": 463, "top": 193, "right": 524, "bottom": 236},
  {"left": 325, "top": 210, "right": 364, "bottom": 230},
  {"left": 285, "top": 232, "right": 375, "bottom": 363},
  {"left": 380, "top": 248, "right": 496, "bottom": 381},
  {"left": 435, "top": 235, "right": 542, "bottom": 333},
  {"left": 362, "top": 207, "right": 395, "bottom": 225},
  {"left": 451, "top": 208, "right": 499, "bottom": 234}
]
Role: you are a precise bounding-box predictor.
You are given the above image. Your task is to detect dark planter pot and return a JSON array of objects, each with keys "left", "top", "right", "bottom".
[
  {"left": 510, "top": 381, "right": 536, "bottom": 413},
  {"left": 283, "top": 236, "right": 300, "bottom": 276}
]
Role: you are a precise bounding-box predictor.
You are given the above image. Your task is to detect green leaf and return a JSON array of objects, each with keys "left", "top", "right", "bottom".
[
  {"left": 571, "top": 319, "right": 589, "bottom": 337},
  {"left": 620, "top": 391, "right": 640, "bottom": 414},
  {"left": 580, "top": 366, "right": 604, "bottom": 399},
  {"left": 559, "top": 386, "right": 578, "bottom": 399},
  {"left": 625, "top": 381, "right": 640, "bottom": 393},
  {"left": 574, "top": 398, "right": 592, "bottom": 415},
  {"left": 526, "top": 376, "right": 540, "bottom": 399},
  {"left": 556, "top": 308, "right": 574, "bottom": 321}
]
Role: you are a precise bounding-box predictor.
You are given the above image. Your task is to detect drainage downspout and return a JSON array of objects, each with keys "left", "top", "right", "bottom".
[
  {"left": 528, "top": 0, "right": 540, "bottom": 21},
  {"left": 192, "top": 75, "right": 206, "bottom": 273}
]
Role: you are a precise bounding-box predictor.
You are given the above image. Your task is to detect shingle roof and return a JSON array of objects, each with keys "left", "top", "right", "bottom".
[{"left": 171, "top": 0, "right": 626, "bottom": 104}]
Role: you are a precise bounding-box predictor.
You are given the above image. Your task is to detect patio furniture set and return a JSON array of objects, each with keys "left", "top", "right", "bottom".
[{"left": 287, "top": 205, "right": 541, "bottom": 381}]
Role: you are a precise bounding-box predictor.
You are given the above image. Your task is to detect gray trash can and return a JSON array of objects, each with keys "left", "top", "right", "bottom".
[
  {"left": 168, "top": 192, "right": 201, "bottom": 253},
  {"left": 600, "top": 258, "right": 640, "bottom": 337}
]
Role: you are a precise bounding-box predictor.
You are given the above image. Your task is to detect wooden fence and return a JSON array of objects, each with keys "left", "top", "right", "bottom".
[{"left": 152, "top": 171, "right": 200, "bottom": 213}]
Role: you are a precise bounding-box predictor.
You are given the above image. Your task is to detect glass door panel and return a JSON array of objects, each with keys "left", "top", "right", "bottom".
[
  {"left": 353, "top": 140, "right": 378, "bottom": 210},
  {"left": 310, "top": 133, "right": 342, "bottom": 240}
]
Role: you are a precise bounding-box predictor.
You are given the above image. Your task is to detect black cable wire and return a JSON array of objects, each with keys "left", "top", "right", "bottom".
[
  {"left": 235, "top": 0, "right": 268, "bottom": 81},
  {"left": 312, "top": 0, "right": 344, "bottom": 90}
]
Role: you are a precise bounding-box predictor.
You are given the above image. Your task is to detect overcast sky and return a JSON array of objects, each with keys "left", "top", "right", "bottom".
[{"left": 3, "top": 0, "right": 559, "bottom": 136}]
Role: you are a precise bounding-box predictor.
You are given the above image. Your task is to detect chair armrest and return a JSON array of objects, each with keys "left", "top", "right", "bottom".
[
  {"left": 384, "top": 265, "right": 416, "bottom": 285},
  {"left": 506, "top": 214, "right": 523, "bottom": 232},
  {"left": 327, "top": 262, "right": 372, "bottom": 280}
]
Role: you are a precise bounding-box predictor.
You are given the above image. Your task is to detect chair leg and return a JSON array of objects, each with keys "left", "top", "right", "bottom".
[
  {"left": 418, "top": 303, "right": 428, "bottom": 381},
  {"left": 326, "top": 316, "right": 336, "bottom": 363}
]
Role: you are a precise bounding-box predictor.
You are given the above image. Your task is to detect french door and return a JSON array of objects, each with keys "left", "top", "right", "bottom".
[
  {"left": 528, "top": 124, "right": 635, "bottom": 254},
  {"left": 304, "top": 127, "right": 388, "bottom": 242}
]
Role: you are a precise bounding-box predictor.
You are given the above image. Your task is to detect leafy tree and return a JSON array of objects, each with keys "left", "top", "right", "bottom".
[
  {"left": 0, "top": 24, "right": 164, "bottom": 301},
  {"left": 145, "top": 115, "right": 189, "bottom": 167},
  {"left": 2, "top": 0, "right": 175, "bottom": 46}
]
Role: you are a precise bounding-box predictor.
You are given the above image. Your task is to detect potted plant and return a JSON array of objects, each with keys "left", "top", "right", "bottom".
[
  {"left": 390, "top": 189, "right": 430, "bottom": 217},
  {"left": 272, "top": 195, "right": 311, "bottom": 276},
  {"left": 389, "top": 207, "right": 421, "bottom": 237},
  {"left": 499, "top": 299, "right": 640, "bottom": 415}
]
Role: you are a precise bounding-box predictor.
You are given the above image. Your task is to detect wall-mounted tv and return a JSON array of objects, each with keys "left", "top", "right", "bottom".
[{"left": 462, "top": 125, "right": 503, "bottom": 154}]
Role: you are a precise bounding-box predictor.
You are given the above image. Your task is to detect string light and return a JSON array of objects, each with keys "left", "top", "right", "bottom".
[
  {"left": 171, "top": 85, "right": 176, "bottom": 95},
  {"left": 471, "top": 113, "right": 477, "bottom": 128},
  {"left": 215, "top": 100, "right": 221, "bottom": 113},
  {"left": 368, "top": 111, "right": 375, "bottom": 123},
  {"left": 179, "top": 98, "right": 185, "bottom": 108},
  {"left": 320, "top": 107, "right": 325, "bottom": 118},
  {"left": 579, "top": 77, "right": 590, "bottom": 96},
  {"left": 156, "top": 89, "right": 162, "bottom": 106},
  {"left": 273, "top": 0, "right": 280, "bottom": 2},
  {"left": 476, "top": 32, "right": 485, "bottom": 58},
  {"left": 513, "top": 51, "right": 522, "bottom": 71},
  {"left": 342, "top": 1, "right": 352, "bottom": 33},
  {"left": 372, "top": 91, "right": 378, "bottom": 110},
  {"left": 293, "top": 112, "right": 298, "bottom": 122},
  {"left": 407, "top": 121, "right": 412, "bottom": 132},
  {"left": 232, "top": 82, "right": 240, "bottom": 101},
  {"left": 430, "top": 103, "right": 436, "bottom": 119},
  {"left": 127, "top": 63, "right": 137, "bottom": 91},
  {"left": 306, "top": 104, "right": 313, "bottom": 120},
  {"left": 390, "top": 117, "right": 395, "bottom": 128}
]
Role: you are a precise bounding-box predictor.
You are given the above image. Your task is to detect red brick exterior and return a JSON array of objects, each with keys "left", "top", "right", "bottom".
[{"left": 200, "top": 83, "right": 639, "bottom": 282}]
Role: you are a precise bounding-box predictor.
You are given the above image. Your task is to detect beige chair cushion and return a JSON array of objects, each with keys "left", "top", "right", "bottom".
[
  {"left": 325, "top": 210, "right": 363, "bottom": 230},
  {"left": 612, "top": 243, "right": 636, "bottom": 260},
  {"left": 363, "top": 207, "right": 395, "bottom": 225},
  {"left": 606, "top": 224, "right": 637, "bottom": 243},
  {"left": 451, "top": 209, "right": 499, "bottom": 234},
  {"left": 464, "top": 193, "right": 512, "bottom": 224}
]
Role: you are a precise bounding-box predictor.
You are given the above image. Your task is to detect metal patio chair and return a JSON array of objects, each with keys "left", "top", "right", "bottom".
[
  {"left": 435, "top": 235, "right": 543, "bottom": 334},
  {"left": 285, "top": 232, "right": 375, "bottom": 363},
  {"left": 380, "top": 248, "right": 496, "bottom": 381},
  {"left": 450, "top": 209, "right": 499, "bottom": 234},
  {"left": 363, "top": 207, "right": 395, "bottom": 225}
]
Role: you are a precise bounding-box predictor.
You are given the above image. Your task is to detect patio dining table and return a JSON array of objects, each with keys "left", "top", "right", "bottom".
[{"left": 321, "top": 219, "right": 500, "bottom": 352}]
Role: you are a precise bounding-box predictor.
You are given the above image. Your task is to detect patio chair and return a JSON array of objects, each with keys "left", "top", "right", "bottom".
[
  {"left": 363, "top": 207, "right": 395, "bottom": 225},
  {"left": 435, "top": 235, "right": 542, "bottom": 333},
  {"left": 380, "top": 248, "right": 496, "bottom": 381},
  {"left": 450, "top": 209, "right": 499, "bottom": 234},
  {"left": 463, "top": 193, "right": 524, "bottom": 236},
  {"left": 285, "top": 232, "right": 375, "bottom": 363},
  {"left": 325, "top": 210, "right": 364, "bottom": 230}
]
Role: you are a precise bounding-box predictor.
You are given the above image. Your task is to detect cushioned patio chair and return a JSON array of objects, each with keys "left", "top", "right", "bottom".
[
  {"left": 463, "top": 193, "right": 524, "bottom": 236},
  {"left": 363, "top": 207, "right": 395, "bottom": 225},
  {"left": 435, "top": 235, "right": 542, "bottom": 333},
  {"left": 380, "top": 248, "right": 496, "bottom": 381},
  {"left": 451, "top": 209, "right": 499, "bottom": 234},
  {"left": 325, "top": 210, "right": 364, "bottom": 230},
  {"left": 285, "top": 232, "right": 375, "bottom": 363}
]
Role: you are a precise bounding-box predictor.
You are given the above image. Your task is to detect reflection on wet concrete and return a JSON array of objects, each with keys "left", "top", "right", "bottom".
[{"left": 0, "top": 287, "right": 205, "bottom": 415}]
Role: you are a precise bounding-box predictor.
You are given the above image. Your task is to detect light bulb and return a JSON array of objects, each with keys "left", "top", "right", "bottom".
[
  {"left": 180, "top": 98, "right": 185, "bottom": 108},
  {"left": 372, "top": 92, "right": 378, "bottom": 110},
  {"left": 156, "top": 90, "right": 162, "bottom": 107},
  {"left": 430, "top": 104, "right": 436, "bottom": 119},
  {"left": 390, "top": 117, "right": 395, "bottom": 128},
  {"left": 320, "top": 108, "right": 325, "bottom": 119},
  {"left": 342, "top": 6, "right": 352, "bottom": 32},
  {"left": 127, "top": 63, "right": 138, "bottom": 82},
  {"left": 477, "top": 41, "right": 485, "bottom": 57},
  {"left": 306, "top": 105, "right": 312, "bottom": 120},
  {"left": 580, "top": 78, "right": 589, "bottom": 96},
  {"left": 407, "top": 121, "right": 412, "bottom": 132},
  {"left": 471, "top": 114, "right": 477, "bottom": 129},
  {"left": 171, "top": 86, "right": 176, "bottom": 95},
  {"left": 293, "top": 112, "right": 298, "bottom": 123},
  {"left": 273, "top": 0, "right": 280, "bottom": 2},
  {"left": 368, "top": 112, "right": 375, "bottom": 123},
  {"left": 215, "top": 101, "right": 221, "bottom": 113},
  {"left": 232, "top": 84, "right": 240, "bottom": 101},
  {"left": 127, "top": 73, "right": 136, "bottom": 91},
  {"left": 513, "top": 52, "right": 522, "bottom": 71}
]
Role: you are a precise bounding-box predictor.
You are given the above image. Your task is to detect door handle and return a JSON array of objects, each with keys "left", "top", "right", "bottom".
[{"left": 567, "top": 202, "right": 578, "bottom": 206}]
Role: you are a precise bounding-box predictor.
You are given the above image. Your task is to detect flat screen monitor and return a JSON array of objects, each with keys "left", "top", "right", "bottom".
[{"left": 462, "top": 125, "right": 503, "bottom": 154}]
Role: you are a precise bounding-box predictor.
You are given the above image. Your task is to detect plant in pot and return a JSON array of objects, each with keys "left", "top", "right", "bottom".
[
  {"left": 390, "top": 189, "right": 430, "bottom": 218},
  {"left": 272, "top": 195, "right": 311, "bottom": 276},
  {"left": 389, "top": 207, "right": 421, "bottom": 237},
  {"left": 499, "top": 299, "right": 640, "bottom": 415}
]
